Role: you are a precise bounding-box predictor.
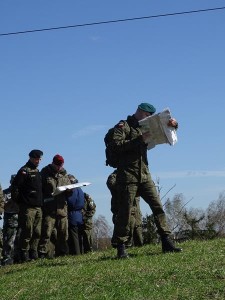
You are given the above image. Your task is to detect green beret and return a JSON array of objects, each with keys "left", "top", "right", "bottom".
[{"left": 138, "top": 103, "right": 156, "bottom": 114}]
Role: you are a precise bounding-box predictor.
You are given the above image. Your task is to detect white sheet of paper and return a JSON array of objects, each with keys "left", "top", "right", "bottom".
[
  {"left": 52, "top": 182, "right": 91, "bottom": 196},
  {"left": 138, "top": 108, "right": 178, "bottom": 150}
]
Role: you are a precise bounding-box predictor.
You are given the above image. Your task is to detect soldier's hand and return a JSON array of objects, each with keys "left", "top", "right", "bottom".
[{"left": 168, "top": 118, "right": 178, "bottom": 129}]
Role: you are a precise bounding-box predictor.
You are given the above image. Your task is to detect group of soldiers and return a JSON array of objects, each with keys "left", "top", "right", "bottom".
[{"left": 0, "top": 150, "right": 96, "bottom": 266}]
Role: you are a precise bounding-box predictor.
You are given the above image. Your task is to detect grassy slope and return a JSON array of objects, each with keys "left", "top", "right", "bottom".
[{"left": 0, "top": 239, "right": 224, "bottom": 300}]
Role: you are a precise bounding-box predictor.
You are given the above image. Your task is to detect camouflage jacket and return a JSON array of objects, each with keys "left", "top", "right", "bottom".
[
  {"left": 83, "top": 193, "right": 96, "bottom": 230},
  {"left": 41, "top": 164, "right": 71, "bottom": 217},
  {"left": 111, "top": 114, "right": 151, "bottom": 183}
]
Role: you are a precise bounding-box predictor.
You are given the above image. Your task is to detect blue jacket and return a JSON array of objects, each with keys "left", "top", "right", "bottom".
[{"left": 67, "top": 188, "right": 85, "bottom": 226}]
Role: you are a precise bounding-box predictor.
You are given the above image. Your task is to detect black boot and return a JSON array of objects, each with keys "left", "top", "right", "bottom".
[
  {"left": 2, "top": 257, "right": 14, "bottom": 266},
  {"left": 38, "top": 252, "right": 47, "bottom": 259},
  {"left": 21, "top": 250, "right": 31, "bottom": 262},
  {"left": 161, "top": 235, "right": 182, "bottom": 253},
  {"left": 30, "top": 250, "right": 38, "bottom": 260},
  {"left": 117, "top": 244, "right": 129, "bottom": 259}
]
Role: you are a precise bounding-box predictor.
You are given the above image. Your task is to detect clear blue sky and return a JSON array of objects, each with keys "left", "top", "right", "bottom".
[{"left": 1, "top": 0, "right": 225, "bottom": 227}]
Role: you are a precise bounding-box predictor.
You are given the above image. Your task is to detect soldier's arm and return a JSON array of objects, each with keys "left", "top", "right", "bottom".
[{"left": 111, "top": 122, "right": 143, "bottom": 153}]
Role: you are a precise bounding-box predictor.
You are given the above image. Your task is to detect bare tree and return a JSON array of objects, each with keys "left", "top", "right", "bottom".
[
  {"left": 92, "top": 215, "right": 112, "bottom": 250},
  {"left": 206, "top": 191, "right": 225, "bottom": 237},
  {"left": 164, "top": 193, "right": 192, "bottom": 233}
]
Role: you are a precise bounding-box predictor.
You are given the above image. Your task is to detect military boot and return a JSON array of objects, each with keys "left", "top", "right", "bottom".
[
  {"left": 30, "top": 250, "right": 38, "bottom": 260},
  {"left": 21, "top": 250, "right": 31, "bottom": 263},
  {"left": 117, "top": 244, "right": 129, "bottom": 259},
  {"left": 2, "top": 257, "right": 14, "bottom": 266},
  {"left": 161, "top": 235, "right": 182, "bottom": 253}
]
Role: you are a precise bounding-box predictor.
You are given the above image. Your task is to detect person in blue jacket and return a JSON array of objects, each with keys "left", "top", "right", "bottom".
[{"left": 67, "top": 174, "right": 85, "bottom": 255}]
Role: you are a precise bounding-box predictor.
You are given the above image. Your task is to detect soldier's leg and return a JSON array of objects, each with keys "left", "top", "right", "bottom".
[
  {"left": 68, "top": 224, "right": 81, "bottom": 255},
  {"left": 133, "top": 225, "right": 144, "bottom": 247},
  {"left": 18, "top": 206, "right": 37, "bottom": 262},
  {"left": 83, "top": 229, "right": 93, "bottom": 253},
  {"left": 2, "top": 213, "right": 18, "bottom": 262},
  {"left": 30, "top": 207, "right": 42, "bottom": 260},
  {"left": 55, "top": 216, "right": 68, "bottom": 256},
  {"left": 140, "top": 180, "right": 182, "bottom": 253},
  {"left": 38, "top": 215, "right": 55, "bottom": 257},
  {"left": 114, "top": 183, "right": 138, "bottom": 258}
]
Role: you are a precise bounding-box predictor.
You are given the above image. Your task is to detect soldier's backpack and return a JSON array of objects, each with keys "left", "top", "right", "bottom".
[{"left": 104, "top": 121, "right": 130, "bottom": 168}]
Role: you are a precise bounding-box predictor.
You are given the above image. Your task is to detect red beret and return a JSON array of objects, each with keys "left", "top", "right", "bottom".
[{"left": 53, "top": 154, "right": 64, "bottom": 166}]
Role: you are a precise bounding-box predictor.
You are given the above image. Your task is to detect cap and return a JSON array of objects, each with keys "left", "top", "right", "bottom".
[
  {"left": 29, "top": 149, "right": 43, "bottom": 158},
  {"left": 68, "top": 174, "right": 78, "bottom": 184},
  {"left": 53, "top": 154, "right": 64, "bottom": 166},
  {"left": 138, "top": 103, "right": 156, "bottom": 114}
]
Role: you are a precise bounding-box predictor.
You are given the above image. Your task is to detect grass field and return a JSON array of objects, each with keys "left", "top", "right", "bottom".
[{"left": 0, "top": 239, "right": 224, "bottom": 300}]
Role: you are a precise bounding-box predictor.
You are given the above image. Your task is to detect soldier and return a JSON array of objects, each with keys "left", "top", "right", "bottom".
[
  {"left": 67, "top": 175, "right": 96, "bottom": 254},
  {"left": 108, "top": 103, "right": 182, "bottom": 258},
  {"left": 107, "top": 171, "right": 143, "bottom": 248},
  {"left": 38, "top": 154, "right": 71, "bottom": 258},
  {"left": 11, "top": 149, "right": 43, "bottom": 262},
  {"left": 82, "top": 193, "right": 96, "bottom": 253},
  {"left": 2, "top": 175, "right": 19, "bottom": 266},
  {"left": 67, "top": 174, "right": 85, "bottom": 255},
  {"left": 0, "top": 183, "right": 4, "bottom": 266}
]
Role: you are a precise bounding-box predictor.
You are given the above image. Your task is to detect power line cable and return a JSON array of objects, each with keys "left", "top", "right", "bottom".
[{"left": 1, "top": 6, "right": 225, "bottom": 37}]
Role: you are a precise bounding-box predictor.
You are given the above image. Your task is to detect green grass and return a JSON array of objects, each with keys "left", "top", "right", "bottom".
[{"left": 0, "top": 239, "right": 224, "bottom": 300}]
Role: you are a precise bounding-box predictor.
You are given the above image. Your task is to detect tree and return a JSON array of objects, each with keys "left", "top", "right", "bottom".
[
  {"left": 164, "top": 193, "right": 191, "bottom": 234},
  {"left": 142, "top": 214, "right": 158, "bottom": 244},
  {"left": 92, "top": 215, "right": 112, "bottom": 250},
  {"left": 205, "top": 191, "right": 225, "bottom": 237}
]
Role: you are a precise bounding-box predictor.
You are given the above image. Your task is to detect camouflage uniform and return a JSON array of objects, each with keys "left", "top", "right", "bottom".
[
  {"left": 81, "top": 193, "right": 96, "bottom": 253},
  {"left": 2, "top": 183, "right": 19, "bottom": 265},
  {"left": 0, "top": 183, "right": 4, "bottom": 264},
  {"left": 38, "top": 164, "right": 71, "bottom": 257},
  {"left": 107, "top": 171, "right": 143, "bottom": 248},
  {"left": 111, "top": 114, "right": 171, "bottom": 246},
  {"left": 11, "top": 160, "right": 43, "bottom": 261}
]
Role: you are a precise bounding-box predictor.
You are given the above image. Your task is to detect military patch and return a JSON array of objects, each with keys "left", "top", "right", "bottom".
[
  {"left": 117, "top": 121, "right": 125, "bottom": 128},
  {"left": 21, "top": 169, "right": 27, "bottom": 175}
]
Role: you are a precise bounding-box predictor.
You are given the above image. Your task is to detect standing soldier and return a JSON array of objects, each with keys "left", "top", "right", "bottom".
[
  {"left": 38, "top": 154, "right": 71, "bottom": 258},
  {"left": 2, "top": 175, "right": 19, "bottom": 266},
  {"left": 108, "top": 102, "right": 182, "bottom": 258},
  {"left": 11, "top": 150, "right": 43, "bottom": 262},
  {"left": 82, "top": 193, "right": 96, "bottom": 253},
  {"left": 0, "top": 183, "right": 4, "bottom": 265}
]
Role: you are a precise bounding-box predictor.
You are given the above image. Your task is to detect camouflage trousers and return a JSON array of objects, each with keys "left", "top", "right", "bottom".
[
  {"left": 18, "top": 205, "right": 42, "bottom": 251},
  {"left": 113, "top": 181, "right": 171, "bottom": 244},
  {"left": 129, "top": 215, "right": 143, "bottom": 247},
  {"left": 111, "top": 214, "right": 143, "bottom": 247},
  {"left": 38, "top": 214, "right": 68, "bottom": 256},
  {"left": 2, "top": 213, "right": 18, "bottom": 259}
]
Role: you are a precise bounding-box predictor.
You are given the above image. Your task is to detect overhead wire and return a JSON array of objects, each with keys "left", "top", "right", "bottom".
[{"left": 0, "top": 6, "right": 225, "bottom": 37}]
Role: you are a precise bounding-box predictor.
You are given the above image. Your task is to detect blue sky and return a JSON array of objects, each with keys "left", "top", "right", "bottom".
[{"left": 1, "top": 0, "right": 225, "bottom": 227}]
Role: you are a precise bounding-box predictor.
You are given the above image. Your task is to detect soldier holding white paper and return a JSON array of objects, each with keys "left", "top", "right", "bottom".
[
  {"left": 38, "top": 154, "right": 71, "bottom": 258},
  {"left": 109, "top": 102, "right": 181, "bottom": 258}
]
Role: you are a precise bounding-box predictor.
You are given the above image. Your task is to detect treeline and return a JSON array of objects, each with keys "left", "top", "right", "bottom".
[{"left": 143, "top": 191, "right": 225, "bottom": 243}]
